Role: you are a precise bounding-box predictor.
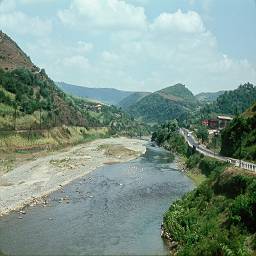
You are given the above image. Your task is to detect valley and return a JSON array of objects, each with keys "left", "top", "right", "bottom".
[{"left": 0, "top": 2, "right": 256, "bottom": 254}]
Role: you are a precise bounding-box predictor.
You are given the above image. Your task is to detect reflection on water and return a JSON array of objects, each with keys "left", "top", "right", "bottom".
[{"left": 0, "top": 144, "right": 194, "bottom": 256}]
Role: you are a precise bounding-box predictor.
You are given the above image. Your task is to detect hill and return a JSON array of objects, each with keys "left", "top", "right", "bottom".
[
  {"left": 118, "top": 91, "right": 151, "bottom": 110},
  {"left": 57, "top": 82, "right": 135, "bottom": 105},
  {"left": 0, "top": 31, "right": 37, "bottom": 72},
  {"left": 0, "top": 31, "right": 150, "bottom": 139},
  {"left": 196, "top": 91, "right": 225, "bottom": 102},
  {"left": 128, "top": 84, "right": 197, "bottom": 124},
  {"left": 220, "top": 102, "right": 256, "bottom": 161},
  {"left": 215, "top": 83, "right": 256, "bottom": 115}
]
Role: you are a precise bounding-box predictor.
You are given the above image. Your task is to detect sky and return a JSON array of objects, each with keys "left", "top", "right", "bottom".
[{"left": 0, "top": 0, "right": 256, "bottom": 93}]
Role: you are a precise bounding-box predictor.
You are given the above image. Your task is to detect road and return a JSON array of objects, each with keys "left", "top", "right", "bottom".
[{"left": 180, "top": 128, "right": 256, "bottom": 172}]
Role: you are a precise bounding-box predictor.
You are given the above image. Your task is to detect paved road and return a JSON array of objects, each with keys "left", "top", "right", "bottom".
[{"left": 180, "top": 128, "right": 256, "bottom": 172}]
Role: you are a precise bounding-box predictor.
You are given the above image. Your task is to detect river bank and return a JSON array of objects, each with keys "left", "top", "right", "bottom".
[
  {"left": 0, "top": 137, "right": 147, "bottom": 216},
  {"left": 162, "top": 149, "right": 256, "bottom": 255},
  {"left": 175, "top": 155, "right": 206, "bottom": 186},
  {"left": 0, "top": 142, "right": 194, "bottom": 256}
]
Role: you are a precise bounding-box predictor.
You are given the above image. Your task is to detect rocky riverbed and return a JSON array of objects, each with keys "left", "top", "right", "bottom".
[{"left": 0, "top": 137, "right": 146, "bottom": 216}]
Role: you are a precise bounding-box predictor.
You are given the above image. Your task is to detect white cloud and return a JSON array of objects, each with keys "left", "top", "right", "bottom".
[
  {"left": 0, "top": 11, "right": 52, "bottom": 37},
  {"left": 61, "top": 55, "right": 90, "bottom": 68},
  {"left": 55, "top": 5, "right": 255, "bottom": 92},
  {"left": 150, "top": 10, "right": 205, "bottom": 34},
  {"left": 58, "top": 0, "right": 147, "bottom": 31},
  {"left": 0, "top": 0, "right": 255, "bottom": 92},
  {"left": 19, "top": 0, "right": 57, "bottom": 4},
  {"left": 0, "top": 0, "right": 52, "bottom": 37}
]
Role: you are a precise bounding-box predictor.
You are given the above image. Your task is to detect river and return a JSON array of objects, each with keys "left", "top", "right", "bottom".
[{"left": 0, "top": 143, "right": 194, "bottom": 255}]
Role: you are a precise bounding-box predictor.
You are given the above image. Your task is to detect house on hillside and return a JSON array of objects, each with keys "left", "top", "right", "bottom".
[
  {"left": 202, "top": 119, "right": 218, "bottom": 129},
  {"left": 217, "top": 115, "right": 233, "bottom": 129},
  {"left": 202, "top": 115, "right": 233, "bottom": 130}
]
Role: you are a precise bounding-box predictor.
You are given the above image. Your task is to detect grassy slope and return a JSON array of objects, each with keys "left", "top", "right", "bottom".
[
  {"left": 0, "top": 126, "right": 109, "bottom": 173},
  {"left": 163, "top": 158, "right": 256, "bottom": 256}
]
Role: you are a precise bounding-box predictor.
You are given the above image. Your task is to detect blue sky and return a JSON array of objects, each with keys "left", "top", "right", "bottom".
[{"left": 0, "top": 0, "right": 255, "bottom": 93}]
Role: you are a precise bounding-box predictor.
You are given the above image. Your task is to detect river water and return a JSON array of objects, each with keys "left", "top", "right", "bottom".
[{"left": 0, "top": 144, "right": 194, "bottom": 255}]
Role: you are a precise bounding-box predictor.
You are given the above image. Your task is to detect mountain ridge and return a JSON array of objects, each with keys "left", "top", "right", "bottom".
[
  {"left": 127, "top": 83, "right": 197, "bottom": 124},
  {"left": 57, "top": 82, "right": 137, "bottom": 105}
]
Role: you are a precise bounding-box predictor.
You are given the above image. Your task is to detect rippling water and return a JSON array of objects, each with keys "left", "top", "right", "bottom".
[{"left": 0, "top": 144, "right": 194, "bottom": 255}]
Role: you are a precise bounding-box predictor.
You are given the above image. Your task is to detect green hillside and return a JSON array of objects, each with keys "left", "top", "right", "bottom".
[
  {"left": 196, "top": 91, "right": 225, "bottom": 102},
  {"left": 159, "top": 83, "right": 196, "bottom": 103},
  {"left": 118, "top": 91, "right": 151, "bottom": 110},
  {"left": 214, "top": 83, "right": 256, "bottom": 115},
  {"left": 128, "top": 84, "right": 197, "bottom": 124},
  {"left": 0, "top": 67, "right": 150, "bottom": 137},
  {"left": 0, "top": 31, "right": 151, "bottom": 154},
  {"left": 163, "top": 165, "right": 256, "bottom": 255},
  {"left": 220, "top": 102, "right": 256, "bottom": 161},
  {"left": 0, "top": 68, "right": 87, "bottom": 130}
]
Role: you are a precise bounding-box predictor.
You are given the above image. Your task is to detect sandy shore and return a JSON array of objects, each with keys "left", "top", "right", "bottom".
[{"left": 0, "top": 137, "right": 147, "bottom": 216}]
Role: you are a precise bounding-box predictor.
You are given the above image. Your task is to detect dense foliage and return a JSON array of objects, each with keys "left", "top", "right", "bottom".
[
  {"left": 129, "top": 84, "right": 196, "bottom": 124},
  {"left": 220, "top": 103, "right": 256, "bottom": 161},
  {"left": 195, "top": 125, "right": 209, "bottom": 143},
  {"left": 151, "top": 120, "right": 188, "bottom": 155},
  {"left": 163, "top": 163, "right": 256, "bottom": 256},
  {"left": 153, "top": 117, "right": 256, "bottom": 255},
  {"left": 0, "top": 68, "right": 54, "bottom": 114},
  {"left": 215, "top": 83, "right": 256, "bottom": 115},
  {"left": 118, "top": 91, "right": 150, "bottom": 110},
  {"left": 0, "top": 68, "right": 86, "bottom": 129},
  {"left": 0, "top": 68, "right": 150, "bottom": 137},
  {"left": 200, "top": 83, "right": 256, "bottom": 118}
]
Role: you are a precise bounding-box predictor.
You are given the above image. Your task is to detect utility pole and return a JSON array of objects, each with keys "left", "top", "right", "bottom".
[
  {"left": 14, "top": 104, "right": 17, "bottom": 131},
  {"left": 39, "top": 103, "right": 42, "bottom": 130}
]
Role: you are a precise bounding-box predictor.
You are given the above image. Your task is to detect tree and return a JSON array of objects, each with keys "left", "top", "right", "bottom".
[{"left": 196, "top": 125, "right": 209, "bottom": 143}]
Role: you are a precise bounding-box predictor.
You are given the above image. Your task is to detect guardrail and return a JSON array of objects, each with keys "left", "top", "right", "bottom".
[{"left": 180, "top": 128, "right": 256, "bottom": 172}]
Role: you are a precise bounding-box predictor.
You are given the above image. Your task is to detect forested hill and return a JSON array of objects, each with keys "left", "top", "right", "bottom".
[
  {"left": 220, "top": 102, "right": 256, "bottom": 161},
  {"left": 118, "top": 91, "right": 151, "bottom": 110},
  {"left": 159, "top": 84, "right": 196, "bottom": 103},
  {"left": 215, "top": 83, "right": 256, "bottom": 115},
  {"left": 0, "top": 68, "right": 88, "bottom": 129},
  {"left": 0, "top": 32, "right": 150, "bottom": 136},
  {"left": 196, "top": 90, "right": 225, "bottom": 102},
  {"left": 128, "top": 84, "right": 197, "bottom": 124},
  {"left": 57, "top": 82, "right": 135, "bottom": 105}
]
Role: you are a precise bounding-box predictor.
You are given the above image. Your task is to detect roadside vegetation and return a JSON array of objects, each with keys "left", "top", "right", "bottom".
[
  {"left": 220, "top": 103, "right": 256, "bottom": 162},
  {"left": 151, "top": 120, "right": 207, "bottom": 185},
  {"left": 152, "top": 119, "right": 256, "bottom": 255},
  {"left": 163, "top": 165, "right": 256, "bottom": 256}
]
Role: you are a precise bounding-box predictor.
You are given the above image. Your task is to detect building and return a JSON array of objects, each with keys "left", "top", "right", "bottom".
[
  {"left": 202, "top": 116, "right": 233, "bottom": 129},
  {"left": 202, "top": 119, "right": 218, "bottom": 129},
  {"left": 217, "top": 115, "right": 233, "bottom": 129}
]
